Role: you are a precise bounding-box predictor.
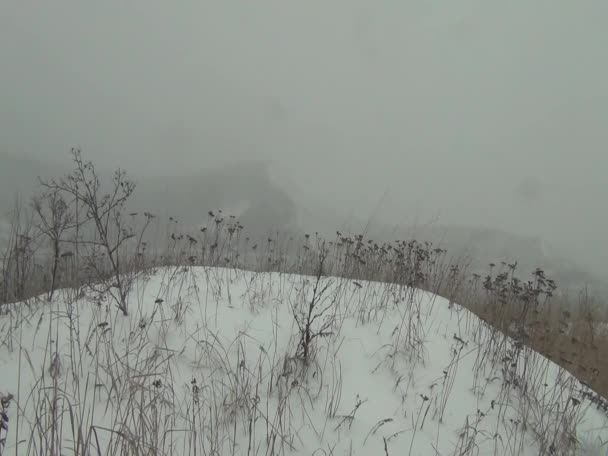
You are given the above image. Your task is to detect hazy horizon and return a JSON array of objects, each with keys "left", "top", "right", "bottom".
[{"left": 1, "top": 1, "right": 607, "bottom": 276}]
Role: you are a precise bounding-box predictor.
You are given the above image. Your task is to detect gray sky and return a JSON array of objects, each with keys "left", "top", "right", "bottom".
[{"left": 1, "top": 0, "right": 607, "bottom": 272}]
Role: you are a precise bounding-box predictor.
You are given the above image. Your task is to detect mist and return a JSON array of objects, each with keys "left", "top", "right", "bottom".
[{"left": 1, "top": 0, "right": 607, "bottom": 278}]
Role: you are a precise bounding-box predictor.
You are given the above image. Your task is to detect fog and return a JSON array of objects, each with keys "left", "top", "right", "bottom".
[{"left": 1, "top": 1, "right": 607, "bottom": 278}]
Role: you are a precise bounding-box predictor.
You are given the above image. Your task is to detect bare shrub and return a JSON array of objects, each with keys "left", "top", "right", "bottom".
[
  {"left": 31, "top": 188, "right": 74, "bottom": 301},
  {"left": 41, "top": 148, "right": 138, "bottom": 315}
]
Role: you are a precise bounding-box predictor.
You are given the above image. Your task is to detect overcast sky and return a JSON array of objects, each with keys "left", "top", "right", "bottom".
[{"left": 1, "top": 0, "right": 607, "bottom": 272}]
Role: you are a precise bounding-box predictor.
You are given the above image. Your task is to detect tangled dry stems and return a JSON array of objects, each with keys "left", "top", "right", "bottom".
[{"left": 0, "top": 152, "right": 607, "bottom": 455}]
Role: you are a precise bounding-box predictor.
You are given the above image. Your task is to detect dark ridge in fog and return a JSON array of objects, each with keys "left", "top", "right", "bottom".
[{"left": 131, "top": 160, "right": 297, "bottom": 234}]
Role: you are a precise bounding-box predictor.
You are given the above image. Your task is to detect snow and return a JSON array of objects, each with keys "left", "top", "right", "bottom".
[{"left": 0, "top": 266, "right": 607, "bottom": 455}]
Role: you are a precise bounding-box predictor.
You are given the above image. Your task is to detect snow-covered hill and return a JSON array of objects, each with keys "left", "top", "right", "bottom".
[{"left": 0, "top": 266, "right": 606, "bottom": 455}]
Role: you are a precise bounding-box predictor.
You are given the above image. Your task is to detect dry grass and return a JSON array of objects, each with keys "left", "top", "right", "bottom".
[
  {"left": 1, "top": 223, "right": 607, "bottom": 455},
  {"left": 1, "top": 153, "right": 607, "bottom": 455}
]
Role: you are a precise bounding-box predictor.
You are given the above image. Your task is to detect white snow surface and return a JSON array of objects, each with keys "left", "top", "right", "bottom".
[{"left": 0, "top": 266, "right": 607, "bottom": 455}]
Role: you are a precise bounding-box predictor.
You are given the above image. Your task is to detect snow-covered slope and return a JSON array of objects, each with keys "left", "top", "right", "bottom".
[{"left": 0, "top": 266, "right": 606, "bottom": 455}]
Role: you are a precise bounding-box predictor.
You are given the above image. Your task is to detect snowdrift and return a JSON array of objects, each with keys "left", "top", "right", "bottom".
[{"left": 0, "top": 266, "right": 606, "bottom": 455}]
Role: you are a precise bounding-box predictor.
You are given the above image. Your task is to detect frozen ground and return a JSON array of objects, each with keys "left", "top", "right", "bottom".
[{"left": 0, "top": 265, "right": 607, "bottom": 455}]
